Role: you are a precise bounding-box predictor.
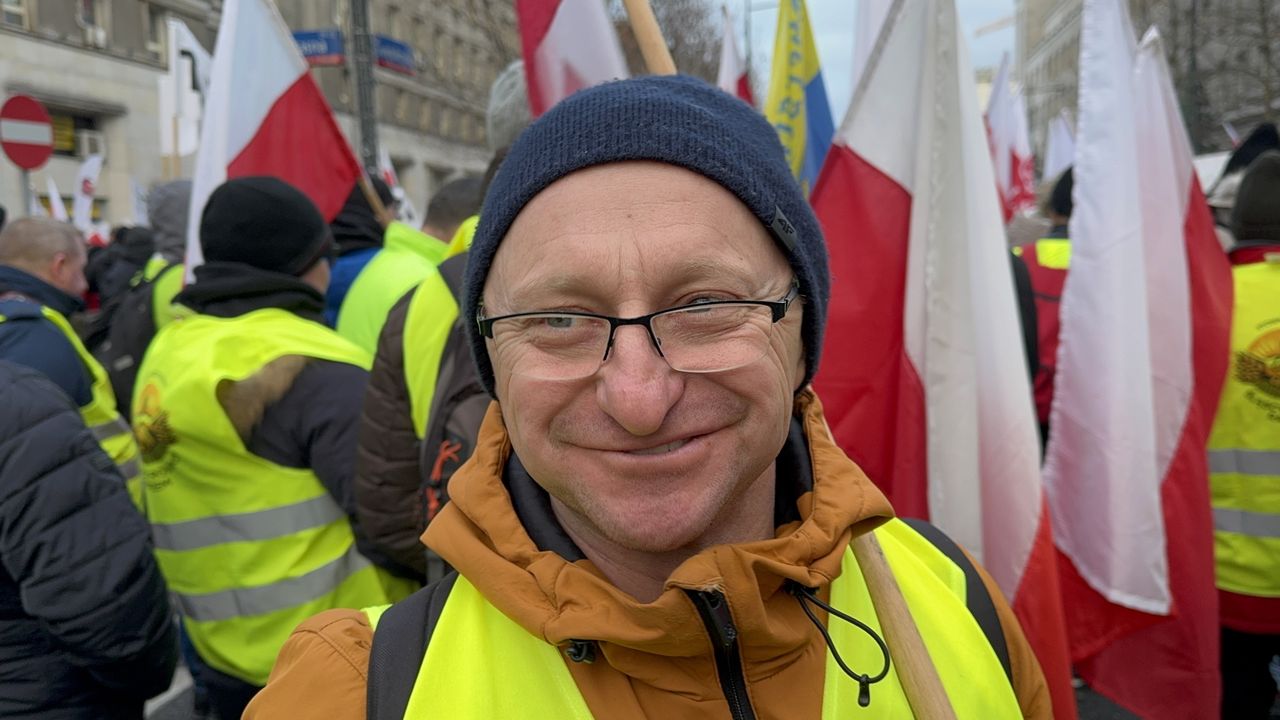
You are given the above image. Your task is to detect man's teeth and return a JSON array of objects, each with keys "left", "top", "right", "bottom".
[{"left": 627, "top": 439, "right": 690, "bottom": 456}]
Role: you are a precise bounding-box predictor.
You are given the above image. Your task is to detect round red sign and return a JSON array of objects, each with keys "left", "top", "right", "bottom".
[{"left": 0, "top": 95, "right": 54, "bottom": 170}]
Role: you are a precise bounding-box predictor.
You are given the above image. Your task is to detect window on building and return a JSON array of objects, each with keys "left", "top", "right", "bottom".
[
  {"left": 1, "top": 0, "right": 28, "bottom": 28},
  {"left": 50, "top": 112, "right": 100, "bottom": 158},
  {"left": 144, "top": 3, "right": 166, "bottom": 57}
]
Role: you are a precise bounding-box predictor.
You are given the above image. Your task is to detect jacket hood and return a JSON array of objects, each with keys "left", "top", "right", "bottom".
[
  {"left": 0, "top": 264, "right": 83, "bottom": 316},
  {"left": 330, "top": 180, "right": 392, "bottom": 257},
  {"left": 423, "top": 390, "right": 893, "bottom": 681},
  {"left": 175, "top": 261, "right": 326, "bottom": 324},
  {"left": 147, "top": 180, "right": 192, "bottom": 263}
]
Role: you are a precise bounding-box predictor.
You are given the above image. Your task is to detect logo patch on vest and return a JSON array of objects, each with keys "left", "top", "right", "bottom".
[
  {"left": 134, "top": 380, "right": 178, "bottom": 476},
  {"left": 1236, "top": 326, "right": 1280, "bottom": 421}
]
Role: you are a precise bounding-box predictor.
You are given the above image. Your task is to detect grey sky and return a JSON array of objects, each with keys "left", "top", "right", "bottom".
[{"left": 741, "top": 0, "right": 1016, "bottom": 124}]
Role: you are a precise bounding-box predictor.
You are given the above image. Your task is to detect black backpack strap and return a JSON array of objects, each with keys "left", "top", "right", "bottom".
[
  {"left": 367, "top": 573, "right": 459, "bottom": 720},
  {"left": 899, "top": 518, "right": 1013, "bottom": 684}
]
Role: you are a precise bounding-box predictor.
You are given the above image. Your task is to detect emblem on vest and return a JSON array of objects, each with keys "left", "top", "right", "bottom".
[
  {"left": 1236, "top": 326, "right": 1280, "bottom": 421},
  {"left": 134, "top": 381, "right": 177, "bottom": 471}
]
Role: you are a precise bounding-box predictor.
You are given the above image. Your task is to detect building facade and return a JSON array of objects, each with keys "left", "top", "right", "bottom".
[
  {"left": 0, "top": 0, "right": 516, "bottom": 226},
  {"left": 1017, "top": 0, "right": 1279, "bottom": 157}
]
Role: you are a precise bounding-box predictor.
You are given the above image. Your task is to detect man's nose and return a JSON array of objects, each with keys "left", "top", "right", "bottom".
[{"left": 595, "top": 324, "right": 681, "bottom": 437}]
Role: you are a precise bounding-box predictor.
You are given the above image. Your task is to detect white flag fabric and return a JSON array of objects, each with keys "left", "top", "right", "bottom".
[
  {"left": 715, "top": 9, "right": 754, "bottom": 104},
  {"left": 71, "top": 155, "right": 103, "bottom": 234},
  {"left": 810, "top": 1, "right": 1076, "bottom": 715},
  {"left": 985, "top": 54, "right": 1037, "bottom": 220},
  {"left": 516, "top": 0, "right": 629, "bottom": 117},
  {"left": 158, "top": 18, "right": 211, "bottom": 157},
  {"left": 130, "top": 178, "right": 150, "bottom": 226},
  {"left": 1043, "top": 110, "right": 1075, "bottom": 183},
  {"left": 1043, "top": 1, "right": 1231, "bottom": 716},
  {"left": 45, "top": 176, "right": 68, "bottom": 221},
  {"left": 851, "top": 0, "right": 891, "bottom": 85}
]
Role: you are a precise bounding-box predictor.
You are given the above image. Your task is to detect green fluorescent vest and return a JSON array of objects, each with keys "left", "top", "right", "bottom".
[
  {"left": 403, "top": 272, "right": 460, "bottom": 438},
  {"left": 337, "top": 222, "right": 449, "bottom": 355},
  {"left": 0, "top": 305, "right": 141, "bottom": 499},
  {"left": 366, "top": 520, "right": 1022, "bottom": 718},
  {"left": 1208, "top": 260, "right": 1280, "bottom": 598},
  {"left": 135, "top": 308, "right": 415, "bottom": 685}
]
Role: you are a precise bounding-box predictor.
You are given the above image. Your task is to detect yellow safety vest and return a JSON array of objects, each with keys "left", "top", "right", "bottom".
[
  {"left": 134, "top": 308, "right": 416, "bottom": 685},
  {"left": 337, "top": 222, "right": 450, "bottom": 355},
  {"left": 403, "top": 271, "right": 460, "bottom": 438},
  {"left": 0, "top": 304, "right": 142, "bottom": 500},
  {"left": 366, "top": 519, "right": 1021, "bottom": 719},
  {"left": 1208, "top": 259, "right": 1280, "bottom": 598},
  {"left": 443, "top": 215, "right": 478, "bottom": 260}
]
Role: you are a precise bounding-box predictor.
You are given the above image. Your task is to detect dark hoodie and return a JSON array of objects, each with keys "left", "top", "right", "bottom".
[{"left": 0, "top": 265, "right": 92, "bottom": 405}]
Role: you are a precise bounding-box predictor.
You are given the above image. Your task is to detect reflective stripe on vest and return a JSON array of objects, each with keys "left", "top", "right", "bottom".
[
  {"left": 365, "top": 519, "right": 1021, "bottom": 719},
  {"left": 1207, "top": 259, "right": 1280, "bottom": 598},
  {"left": 0, "top": 305, "right": 143, "bottom": 496},
  {"left": 404, "top": 273, "right": 459, "bottom": 438},
  {"left": 135, "top": 308, "right": 415, "bottom": 685},
  {"left": 337, "top": 222, "right": 448, "bottom": 356}
]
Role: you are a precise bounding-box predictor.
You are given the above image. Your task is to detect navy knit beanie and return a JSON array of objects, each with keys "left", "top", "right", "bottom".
[{"left": 466, "top": 75, "right": 830, "bottom": 397}]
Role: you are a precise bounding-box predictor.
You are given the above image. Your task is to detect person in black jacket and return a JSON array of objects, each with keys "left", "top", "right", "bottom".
[{"left": 0, "top": 360, "right": 177, "bottom": 719}]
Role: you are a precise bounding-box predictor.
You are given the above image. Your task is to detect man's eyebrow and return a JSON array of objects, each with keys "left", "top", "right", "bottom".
[{"left": 505, "top": 258, "right": 757, "bottom": 303}]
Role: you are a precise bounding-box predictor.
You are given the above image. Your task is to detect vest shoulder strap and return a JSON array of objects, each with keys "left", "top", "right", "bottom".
[
  {"left": 900, "top": 517, "right": 1012, "bottom": 684},
  {"left": 367, "top": 572, "right": 458, "bottom": 720},
  {"left": 435, "top": 254, "right": 467, "bottom": 301}
]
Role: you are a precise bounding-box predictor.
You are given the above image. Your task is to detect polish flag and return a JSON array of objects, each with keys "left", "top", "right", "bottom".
[
  {"left": 850, "top": 0, "right": 891, "bottom": 85},
  {"left": 810, "top": 2, "right": 1076, "bottom": 717},
  {"left": 716, "top": 8, "right": 754, "bottom": 105},
  {"left": 185, "top": 0, "right": 362, "bottom": 273},
  {"left": 516, "top": 0, "right": 630, "bottom": 117},
  {"left": 1042, "top": 1, "right": 1232, "bottom": 717},
  {"left": 986, "top": 54, "right": 1037, "bottom": 222}
]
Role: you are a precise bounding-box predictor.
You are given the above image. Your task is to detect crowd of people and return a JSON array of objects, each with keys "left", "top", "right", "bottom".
[{"left": 0, "top": 65, "right": 1276, "bottom": 720}]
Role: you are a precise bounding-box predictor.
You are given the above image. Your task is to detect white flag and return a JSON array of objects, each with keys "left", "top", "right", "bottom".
[
  {"left": 45, "top": 176, "right": 69, "bottom": 221},
  {"left": 72, "top": 155, "right": 103, "bottom": 233},
  {"left": 1043, "top": 110, "right": 1075, "bottom": 183}
]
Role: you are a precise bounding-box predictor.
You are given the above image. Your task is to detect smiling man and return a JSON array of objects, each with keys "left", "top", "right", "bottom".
[{"left": 246, "top": 75, "right": 1051, "bottom": 720}]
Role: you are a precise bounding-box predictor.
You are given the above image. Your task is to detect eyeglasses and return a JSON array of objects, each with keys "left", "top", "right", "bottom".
[{"left": 477, "top": 282, "right": 800, "bottom": 381}]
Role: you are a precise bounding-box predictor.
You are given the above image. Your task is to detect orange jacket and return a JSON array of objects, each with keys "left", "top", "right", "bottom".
[{"left": 245, "top": 391, "right": 1052, "bottom": 719}]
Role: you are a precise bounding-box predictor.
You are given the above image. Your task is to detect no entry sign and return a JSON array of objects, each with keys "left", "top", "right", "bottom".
[{"left": 1, "top": 95, "right": 54, "bottom": 170}]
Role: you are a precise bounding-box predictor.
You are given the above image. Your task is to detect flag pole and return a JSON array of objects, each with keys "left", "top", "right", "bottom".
[
  {"left": 850, "top": 533, "right": 958, "bottom": 719},
  {"left": 357, "top": 172, "right": 392, "bottom": 228},
  {"left": 621, "top": 0, "right": 677, "bottom": 75}
]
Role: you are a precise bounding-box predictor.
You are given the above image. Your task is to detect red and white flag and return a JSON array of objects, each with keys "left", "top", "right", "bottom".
[
  {"left": 185, "top": 0, "right": 362, "bottom": 273},
  {"left": 1043, "top": 1, "right": 1232, "bottom": 717},
  {"left": 986, "top": 54, "right": 1037, "bottom": 222},
  {"left": 810, "top": 2, "right": 1075, "bottom": 717},
  {"left": 516, "top": 0, "right": 629, "bottom": 117},
  {"left": 716, "top": 9, "right": 754, "bottom": 105}
]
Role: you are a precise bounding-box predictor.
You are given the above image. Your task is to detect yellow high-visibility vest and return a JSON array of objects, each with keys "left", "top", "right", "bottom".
[
  {"left": 337, "top": 222, "right": 449, "bottom": 355},
  {"left": 1208, "top": 258, "right": 1280, "bottom": 598},
  {"left": 135, "top": 308, "right": 415, "bottom": 685},
  {"left": 0, "top": 304, "right": 142, "bottom": 500},
  {"left": 366, "top": 519, "right": 1022, "bottom": 719}
]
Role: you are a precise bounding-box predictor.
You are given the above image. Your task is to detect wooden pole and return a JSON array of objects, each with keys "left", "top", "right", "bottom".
[
  {"left": 621, "top": 0, "right": 678, "bottom": 75},
  {"left": 357, "top": 171, "right": 392, "bottom": 228},
  {"left": 849, "top": 533, "right": 959, "bottom": 720}
]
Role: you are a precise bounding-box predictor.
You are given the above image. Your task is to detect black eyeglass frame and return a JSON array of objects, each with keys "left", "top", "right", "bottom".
[{"left": 476, "top": 281, "right": 801, "bottom": 363}]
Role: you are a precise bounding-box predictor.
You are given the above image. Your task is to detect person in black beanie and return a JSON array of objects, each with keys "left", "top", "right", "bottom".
[
  {"left": 246, "top": 75, "right": 1050, "bottom": 720},
  {"left": 1208, "top": 150, "right": 1280, "bottom": 720},
  {"left": 134, "top": 176, "right": 416, "bottom": 720},
  {"left": 325, "top": 176, "right": 395, "bottom": 325}
]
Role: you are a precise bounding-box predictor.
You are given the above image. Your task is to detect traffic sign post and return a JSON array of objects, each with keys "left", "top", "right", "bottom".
[{"left": 1, "top": 95, "right": 55, "bottom": 218}]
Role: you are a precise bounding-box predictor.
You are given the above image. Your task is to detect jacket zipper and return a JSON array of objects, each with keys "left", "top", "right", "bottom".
[{"left": 689, "top": 590, "right": 758, "bottom": 720}]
